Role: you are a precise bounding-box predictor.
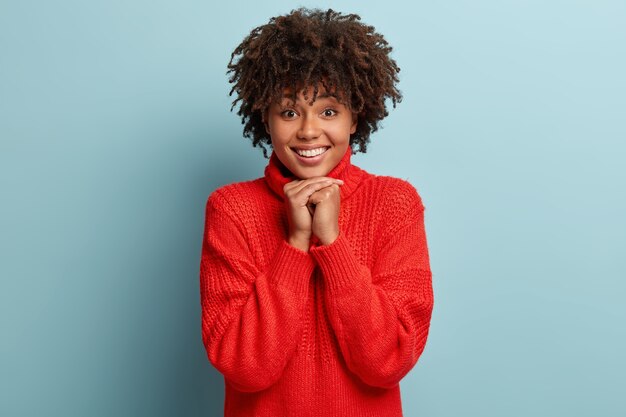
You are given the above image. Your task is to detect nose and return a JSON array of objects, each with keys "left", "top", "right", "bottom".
[{"left": 297, "top": 113, "right": 321, "bottom": 140}]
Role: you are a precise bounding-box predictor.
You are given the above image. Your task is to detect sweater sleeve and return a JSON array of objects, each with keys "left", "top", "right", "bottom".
[
  {"left": 199, "top": 191, "right": 316, "bottom": 392},
  {"left": 308, "top": 195, "right": 433, "bottom": 389}
]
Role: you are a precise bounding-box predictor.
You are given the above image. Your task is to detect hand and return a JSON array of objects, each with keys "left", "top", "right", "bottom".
[
  {"left": 284, "top": 177, "right": 343, "bottom": 251},
  {"left": 308, "top": 181, "right": 341, "bottom": 246}
]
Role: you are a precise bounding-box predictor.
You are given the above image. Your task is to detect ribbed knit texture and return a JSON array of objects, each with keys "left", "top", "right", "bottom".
[{"left": 199, "top": 147, "right": 434, "bottom": 417}]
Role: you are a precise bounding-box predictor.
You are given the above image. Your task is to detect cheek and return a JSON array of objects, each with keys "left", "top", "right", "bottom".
[
  {"left": 269, "top": 124, "right": 288, "bottom": 140},
  {"left": 268, "top": 121, "right": 285, "bottom": 140},
  {"left": 330, "top": 122, "right": 354, "bottom": 140}
]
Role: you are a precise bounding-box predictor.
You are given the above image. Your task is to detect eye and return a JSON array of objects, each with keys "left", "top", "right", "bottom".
[
  {"left": 322, "top": 108, "right": 337, "bottom": 117},
  {"left": 281, "top": 109, "right": 297, "bottom": 119}
]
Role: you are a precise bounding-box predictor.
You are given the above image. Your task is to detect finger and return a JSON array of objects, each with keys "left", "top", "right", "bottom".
[
  {"left": 284, "top": 176, "right": 342, "bottom": 193},
  {"left": 285, "top": 179, "right": 332, "bottom": 198},
  {"left": 295, "top": 181, "right": 342, "bottom": 202},
  {"left": 287, "top": 177, "right": 343, "bottom": 195},
  {"left": 308, "top": 184, "right": 339, "bottom": 205}
]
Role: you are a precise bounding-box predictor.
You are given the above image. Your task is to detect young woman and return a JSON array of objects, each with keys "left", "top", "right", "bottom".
[{"left": 200, "top": 8, "right": 434, "bottom": 416}]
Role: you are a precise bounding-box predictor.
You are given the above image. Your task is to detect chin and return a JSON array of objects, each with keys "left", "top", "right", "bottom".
[{"left": 291, "top": 166, "right": 327, "bottom": 180}]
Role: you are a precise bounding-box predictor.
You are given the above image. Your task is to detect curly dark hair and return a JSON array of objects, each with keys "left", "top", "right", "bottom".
[{"left": 226, "top": 7, "right": 402, "bottom": 158}]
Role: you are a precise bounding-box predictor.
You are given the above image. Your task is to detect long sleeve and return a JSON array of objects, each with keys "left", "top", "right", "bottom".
[
  {"left": 199, "top": 191, "right": 316, "bottom": 392},
  {"left": 309, "top": 195, "right": 433, "bottom": 389}
]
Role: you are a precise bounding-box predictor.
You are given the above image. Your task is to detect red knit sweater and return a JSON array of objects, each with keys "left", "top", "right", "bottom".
[{"left": 199, "top": 147, "right": 434, "bottom": 417}]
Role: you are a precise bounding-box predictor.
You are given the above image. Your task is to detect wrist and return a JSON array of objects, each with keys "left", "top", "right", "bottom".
[
  {"left": 288, "top": 234, "right": 311, "bottom": 252},
  {"left": 317, "top": 230, "right": 339, "bottom": 246}
]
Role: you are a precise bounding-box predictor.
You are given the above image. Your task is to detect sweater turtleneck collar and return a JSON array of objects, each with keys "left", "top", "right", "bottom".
[{"left": 264, "top": 146, "right": 366, "bottom": 201}]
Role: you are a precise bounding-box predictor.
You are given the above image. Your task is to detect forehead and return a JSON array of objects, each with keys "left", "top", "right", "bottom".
[{"left": 276, "top": 85, "right": 345, "bottom": 105}]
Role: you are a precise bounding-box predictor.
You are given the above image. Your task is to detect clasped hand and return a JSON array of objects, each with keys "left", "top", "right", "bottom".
[{"left": 284, "top": 177, "right": 343, "bottom": 251}]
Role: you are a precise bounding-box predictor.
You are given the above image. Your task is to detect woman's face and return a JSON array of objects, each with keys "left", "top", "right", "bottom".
[{"left": 264, "top": 85, "right": 357, "bottom": 179}]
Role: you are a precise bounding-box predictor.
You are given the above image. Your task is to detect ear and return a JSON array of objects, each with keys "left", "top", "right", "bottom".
[
  {"left": 263, "top": 109, "right": 270, "bottom": 134},
  {"left": 350, "top": 112, "right": 358, "bottom": 135}
]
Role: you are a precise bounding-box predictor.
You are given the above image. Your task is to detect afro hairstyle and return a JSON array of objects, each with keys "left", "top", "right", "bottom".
[{"left": 227, "top": 7, "right": 402, "bottom": 158}]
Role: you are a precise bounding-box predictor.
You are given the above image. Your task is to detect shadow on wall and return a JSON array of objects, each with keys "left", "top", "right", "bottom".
[{"left": 203, "top": 365, "right": 225, "bottom": 415}]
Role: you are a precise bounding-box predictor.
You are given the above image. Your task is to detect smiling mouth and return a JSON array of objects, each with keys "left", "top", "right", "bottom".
[{"left": 291, "top": 147, "right": 330, "bottom": 158}]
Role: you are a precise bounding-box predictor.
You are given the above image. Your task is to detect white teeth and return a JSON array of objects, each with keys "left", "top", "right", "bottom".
[{"left": 295, "top": 147, "right": 328, "bottom": 157}]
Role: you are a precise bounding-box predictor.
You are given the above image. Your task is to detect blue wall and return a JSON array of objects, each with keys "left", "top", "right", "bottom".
[{"left": 1, "top": 1, "right": 625, "bottom": 416}]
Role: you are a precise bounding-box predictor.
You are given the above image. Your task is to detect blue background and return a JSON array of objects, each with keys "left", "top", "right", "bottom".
[{"left": 1, "top": 1, "right": 625, "bottom": 416}]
